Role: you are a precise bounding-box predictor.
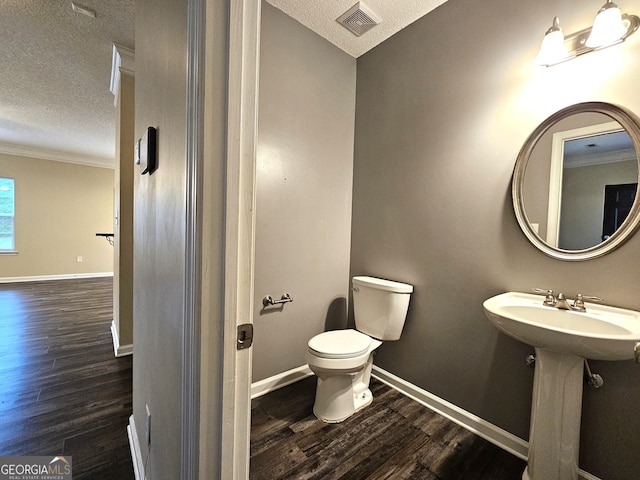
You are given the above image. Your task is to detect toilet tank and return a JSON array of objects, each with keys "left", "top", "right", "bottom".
[{"left": 352, "top": 276, "right": 413, "bottom": 341}]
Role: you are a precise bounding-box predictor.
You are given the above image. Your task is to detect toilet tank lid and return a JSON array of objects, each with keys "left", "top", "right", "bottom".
[{"left": 353, "top": 276, "right": 413, "bottom": 293}]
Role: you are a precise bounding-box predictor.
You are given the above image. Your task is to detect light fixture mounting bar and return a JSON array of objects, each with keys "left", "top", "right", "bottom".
[{"left": 71, "top": 2, "right": 96, "bottom": 18}]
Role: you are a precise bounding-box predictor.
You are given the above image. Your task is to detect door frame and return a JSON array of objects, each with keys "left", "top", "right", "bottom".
[
  {"left": 221, "top": 0, "right": 261, "bottom": 477},
  {"left": 184, "top": 0, "right": 261, "bottom": 478}
]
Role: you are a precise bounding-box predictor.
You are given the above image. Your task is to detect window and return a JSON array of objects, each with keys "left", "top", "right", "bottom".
[{"left": 0, "top": 178, "right": 15, "bottom": 251}]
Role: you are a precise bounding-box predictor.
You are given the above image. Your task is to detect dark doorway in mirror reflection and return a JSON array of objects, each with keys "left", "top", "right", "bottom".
[{"left": 602, "top": 183, "right": 637, "bottom": 241}]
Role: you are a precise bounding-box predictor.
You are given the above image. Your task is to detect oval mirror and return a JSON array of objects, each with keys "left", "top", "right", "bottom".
[{"left": 513, "top": 102, "right": 640, "bottom": 261}]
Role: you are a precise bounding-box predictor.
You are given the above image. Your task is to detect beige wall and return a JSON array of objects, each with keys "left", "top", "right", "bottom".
[
  {"left": 253, "top": 4, "right": 356, "bottom": 381},
  {"left": 352, "top": 0, "right": 640, "bottom": 478},
  {"left": 0, "top": 153, "right": 114, "bottom": 279}
]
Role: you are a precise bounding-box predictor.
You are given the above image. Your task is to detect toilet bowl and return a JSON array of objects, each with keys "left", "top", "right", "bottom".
[
  {"left": 306, "top": 329, "right": 382, "bottom": 423},
  {"left": 306, "top": 276, "right": 413, "bottom": 423}
]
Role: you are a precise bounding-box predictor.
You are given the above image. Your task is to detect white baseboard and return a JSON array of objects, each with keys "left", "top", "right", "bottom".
[
  {"left": 372, "top": 365, "right": 528, "bottom": 460},
  {"left": 251, "top": 365, "right": 313, "bottom": 399},
  {"left": 0, "top": 272, "right": 114, "bottom": 283},
  {"left": 128, "top": 415, "right": 145, "bottom": 480},
  {"left": 111, "top": 321, "right": 133, "bottom": 357},
  {"left": 372, "top": 365, "right": 601, "bottom": 480}
]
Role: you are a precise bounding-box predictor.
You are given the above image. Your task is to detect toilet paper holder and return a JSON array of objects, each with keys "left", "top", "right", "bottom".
[{"left": 262, "top": 292, "right": 293, "bottom": 308}]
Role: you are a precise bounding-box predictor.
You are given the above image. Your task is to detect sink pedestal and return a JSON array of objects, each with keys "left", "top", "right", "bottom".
[{"left": 524, "top": 348, "right": 584, "bottom": 480}]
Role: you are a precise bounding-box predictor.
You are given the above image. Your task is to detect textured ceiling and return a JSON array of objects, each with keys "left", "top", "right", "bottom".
[
  {"left": 0, "top": 1, "right": 442, "bottom": 169},
  {"left": 0, "top": 0, "right": 134, "bottom": 168},
  {"left": 266, "top": 0, "right": 448, "bottom": 57}
]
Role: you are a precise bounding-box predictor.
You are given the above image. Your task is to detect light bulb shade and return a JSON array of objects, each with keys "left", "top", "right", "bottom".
[
  {"left": 586, "top": 4, "right": 627, "bottom": 47},
  {"left": 535, "top": 29, "right": 572, "bottom": 65}
]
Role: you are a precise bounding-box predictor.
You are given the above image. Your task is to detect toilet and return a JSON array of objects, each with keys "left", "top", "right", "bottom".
[{"left": 306, "top": 275, "right": 413, "bottom": 423}]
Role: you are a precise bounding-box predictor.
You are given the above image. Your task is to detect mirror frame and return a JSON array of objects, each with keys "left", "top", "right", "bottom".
[{"left": 512, "top": 102, "right": 640, "bottom": 261}]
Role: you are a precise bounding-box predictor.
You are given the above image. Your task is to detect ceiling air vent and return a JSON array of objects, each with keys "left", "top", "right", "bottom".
[{"left": 336, "top": 2, "right": 382, "bottom": 37}]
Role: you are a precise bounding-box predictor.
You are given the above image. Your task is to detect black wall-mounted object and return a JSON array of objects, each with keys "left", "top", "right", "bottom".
[{"left": 137, "top": 126, "right": 157, "bottom": 175}]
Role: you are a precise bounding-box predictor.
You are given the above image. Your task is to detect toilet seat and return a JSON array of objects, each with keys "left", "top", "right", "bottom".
[{"left": 307, "top": 329, "right": 371, "bottom": 359}]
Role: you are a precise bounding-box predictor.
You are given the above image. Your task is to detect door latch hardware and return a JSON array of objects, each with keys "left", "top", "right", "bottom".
[{"left": 237, "top": 324, "right": 254, "bottom": 350}]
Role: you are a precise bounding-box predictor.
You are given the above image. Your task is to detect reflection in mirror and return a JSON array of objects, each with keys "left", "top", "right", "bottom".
[
  {"left": 513, "top": 102, "right": 640, "bottom": 261},
  {"left": 558, "top": 127, "right": 636, "bottom": 249}
]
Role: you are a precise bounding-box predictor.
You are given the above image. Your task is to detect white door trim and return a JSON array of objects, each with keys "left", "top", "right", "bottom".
[{"left": 221, "top": 0, "right": 261, "bottom": 478}]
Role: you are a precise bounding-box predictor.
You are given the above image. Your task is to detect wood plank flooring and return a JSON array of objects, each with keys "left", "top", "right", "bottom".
[
  {"left": 0, "top": 276, "right": 527, "bottom": 479},
  {"left": 0, "top": 277, "right": 134, "bottom": 479},
  {"left": 250, "top": 376, "right": 526, "bottom": 479}
]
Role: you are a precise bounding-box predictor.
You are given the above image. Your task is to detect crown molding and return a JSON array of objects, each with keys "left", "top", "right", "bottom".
[
  {"left": 0, "top": 141, "right": 114, "bottom": 169},
  {"left": 110, "top": 43, "right": 135, "bottom": 106},
  {"left": 564, "top": 148, "right": 636, "bottom": 168}
]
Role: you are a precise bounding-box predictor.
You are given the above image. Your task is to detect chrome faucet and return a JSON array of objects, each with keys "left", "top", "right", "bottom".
[
  {"left": 533, "top": 289, "right": 603, "bottom": 312},
  {"left": 554, "top": 292, "right": 572, "bottom": 310}
]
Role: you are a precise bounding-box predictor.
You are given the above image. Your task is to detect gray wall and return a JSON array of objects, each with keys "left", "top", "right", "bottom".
[
  {"left": 253, "top": 4, "right": 356, "bottom": 381},
  {"left": 133, "top": 0, "right": 187, "bottom": 478},
  {"left": 351, "top": 0, "right": 640, "bottom": 478}
]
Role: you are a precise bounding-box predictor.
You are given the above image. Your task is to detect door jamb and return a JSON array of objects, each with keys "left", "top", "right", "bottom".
[{"left": 221, "top": 0, "right": 261, "bottom": 478}]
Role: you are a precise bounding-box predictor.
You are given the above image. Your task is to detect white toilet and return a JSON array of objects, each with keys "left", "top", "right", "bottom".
[{"left": 306, "top": 275, "right": 413, "bottom": 423}]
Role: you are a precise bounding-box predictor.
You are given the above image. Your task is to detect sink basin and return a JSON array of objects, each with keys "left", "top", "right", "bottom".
[{"left": 483, "top": 291, "right": 640, "bottom": 360}]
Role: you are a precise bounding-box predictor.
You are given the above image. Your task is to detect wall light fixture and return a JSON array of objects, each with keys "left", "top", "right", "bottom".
[{"left": 535, "top": 0, "right": 639, "bottom": 66}]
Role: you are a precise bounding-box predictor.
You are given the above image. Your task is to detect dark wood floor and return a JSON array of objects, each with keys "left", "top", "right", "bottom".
[
  {"left": 0, "top": 277, "right": 134, "bottom": 479},
  {"left": 250, "top": 376, "right": 526, "bottom": 479},
  {"left": 0, "top": 277, "right": 526, "bottom": 479}
]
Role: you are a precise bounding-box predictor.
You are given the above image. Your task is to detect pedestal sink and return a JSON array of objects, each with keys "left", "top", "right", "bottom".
[{"left": 483, "top": 292, "right": 640, "bottom": 480}]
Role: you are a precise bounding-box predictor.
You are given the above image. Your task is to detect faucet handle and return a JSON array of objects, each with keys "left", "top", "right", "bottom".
[
  {"left": 532, "top": 288, "right": 556, "bottom": 306},
  {"left": 578, "top": 294, "right": 603, "bottom": 302},
  {"left": 572, "top": 293, "right": 604, "bottom": 311}
]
